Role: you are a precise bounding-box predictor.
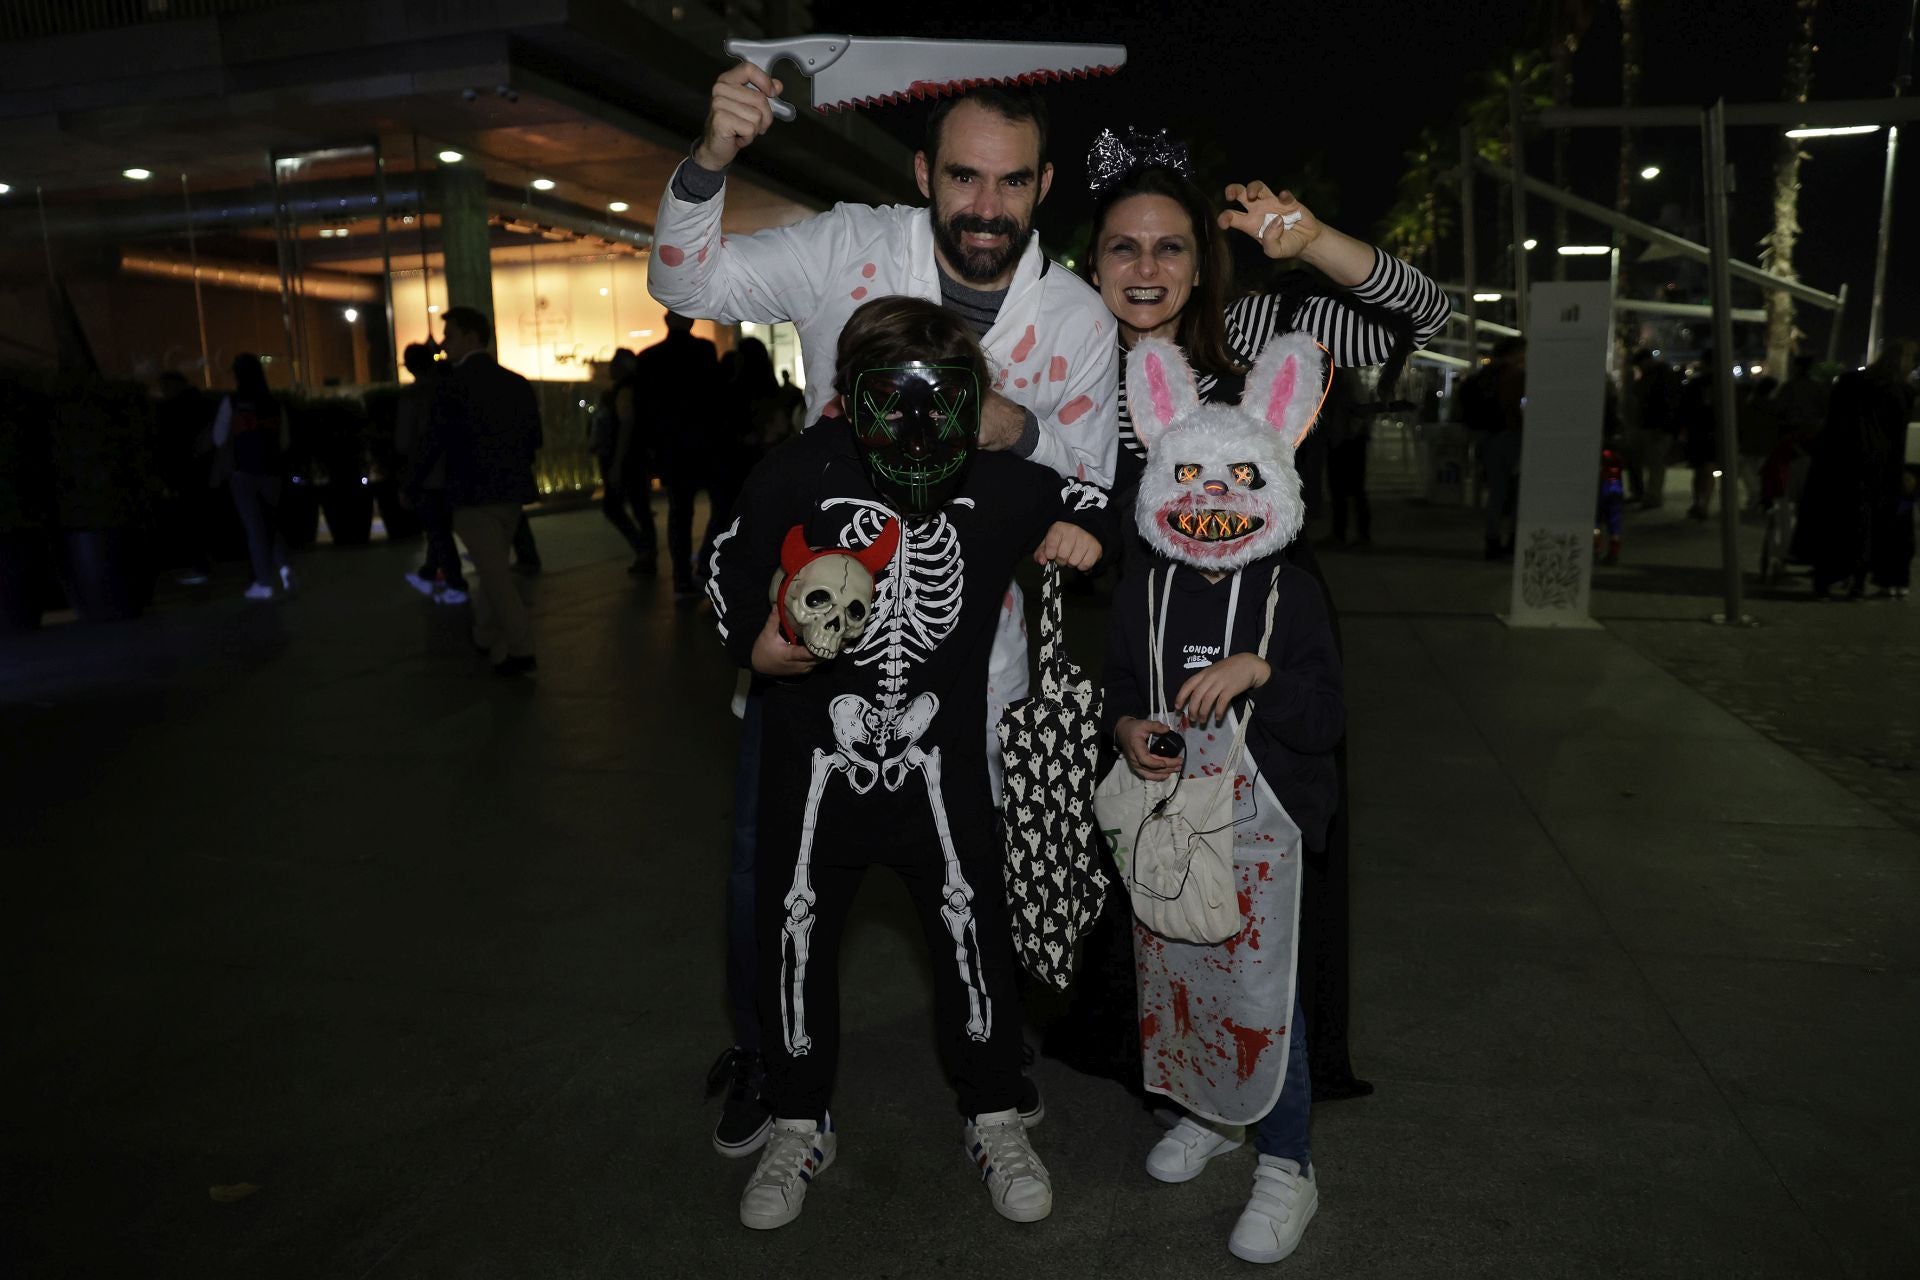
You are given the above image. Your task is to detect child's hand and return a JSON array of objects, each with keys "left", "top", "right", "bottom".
[
  {"left": 1176, "top": 654, "right": 1271, "bottom": 727},
  {"left": 1035, "top": 521, "right": 1102, "bottom": 570},
  {"left": 1115, "top": 715, "right": 1182, "bottom": 782},
  {"left": 750, "top": 608, "right": 822, "bottom": 678}
]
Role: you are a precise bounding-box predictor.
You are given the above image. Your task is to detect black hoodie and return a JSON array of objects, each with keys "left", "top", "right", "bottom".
[{"left": 1102, "top": 552, "right": 1345, "bottom": 850}]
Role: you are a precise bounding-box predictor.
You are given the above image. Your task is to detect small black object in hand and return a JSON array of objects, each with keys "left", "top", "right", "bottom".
[{"left": 1148, "top": 730, "right": 1185, "bottom": 759}]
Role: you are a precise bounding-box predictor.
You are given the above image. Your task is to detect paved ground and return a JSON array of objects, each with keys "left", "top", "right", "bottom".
[{"left": 3, "top": 456, "right": 1916, "bottom": 1279}]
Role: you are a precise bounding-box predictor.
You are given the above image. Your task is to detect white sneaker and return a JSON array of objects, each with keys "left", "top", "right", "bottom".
[
  {"left": 243, "top": 582, "right": 275, "bottom": 601},
  {"left": 1146, "top": 1115, "right": 1244, "bottom": 1184},
  {"left": 963, "top": 1108, "right": 1052, "bottom": 1222},
  {"left": 404, "top": 571, "right": 436, "bottom": 596},
  {"left": 739, "top": 1114, "right": 834, "bottom": 1231},
  {"left": 278, "top": 565, "right": 297, "bottom": 592},
  {"left": 436, "top": 588, "right": 469, "bottom": 605},
  {"left": 1228, "top": 1156, "right": 1318, "bottom": 1264}
]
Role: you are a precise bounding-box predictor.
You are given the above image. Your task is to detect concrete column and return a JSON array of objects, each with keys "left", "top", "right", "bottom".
[{"left": 437, "top": 163, "right": 493, "bottom": 323}]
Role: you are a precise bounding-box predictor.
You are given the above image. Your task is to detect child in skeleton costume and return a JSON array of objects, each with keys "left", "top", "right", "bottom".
[
  {"left": 1103, "top": 333, "right": 1344, "bottom": 1266},
  {"left": 707, "top": 297, "right": 1107, "bottom": 1232}
]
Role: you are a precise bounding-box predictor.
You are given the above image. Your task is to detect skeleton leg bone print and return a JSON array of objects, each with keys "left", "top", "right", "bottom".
[{"left": 774, "top": 502, "right": 992, "bottom": 1053}]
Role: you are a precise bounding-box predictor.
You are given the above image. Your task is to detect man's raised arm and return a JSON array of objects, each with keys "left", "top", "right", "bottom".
[{"left": 647, "top": 61, "right": 824, "bottom": 324}]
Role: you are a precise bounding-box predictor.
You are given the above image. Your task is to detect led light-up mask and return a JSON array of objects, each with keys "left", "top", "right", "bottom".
[
  {"left": 1125, "top": 332, "right": 1329, "bottom": 571},
  {"left": 849, "top": 362, "right": 981, "bottom": 516}
]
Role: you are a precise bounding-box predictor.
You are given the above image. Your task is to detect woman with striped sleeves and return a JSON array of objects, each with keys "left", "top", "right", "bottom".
[{"left": 1045, "top": 128, "right": 1449, "bottom": 1113}]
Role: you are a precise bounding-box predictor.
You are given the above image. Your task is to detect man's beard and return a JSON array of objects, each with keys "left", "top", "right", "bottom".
[{"left": 930, "top": 207, "right": 1032, "bottom": 286}]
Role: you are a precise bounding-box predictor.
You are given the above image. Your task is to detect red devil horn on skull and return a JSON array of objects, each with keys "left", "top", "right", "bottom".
[
  {"left": 779, "top": 524, "right": 815, "bottom": 577},
  {"left": 854, "top": 518, "right": 901, "bottom": 574}
]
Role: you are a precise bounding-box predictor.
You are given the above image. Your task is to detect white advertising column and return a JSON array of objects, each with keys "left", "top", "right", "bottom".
[{"left": 1506, "top": 282, "right": 1613, "bottom": 628}]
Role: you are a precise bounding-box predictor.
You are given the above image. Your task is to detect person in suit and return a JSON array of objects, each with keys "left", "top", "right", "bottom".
[{"left": 405, "top": 306, "right": 543, "bottom": 676}]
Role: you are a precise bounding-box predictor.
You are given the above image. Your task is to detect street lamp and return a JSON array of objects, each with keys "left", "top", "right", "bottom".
[
  {"left": 1522, "top": 238, "right": 1539, "bottom": 251},
  {"left": 1557, "top": 245, "right": 1611, "bottom": 256},
  {"left": 122, "top": 167, "right": 152, "bottom": 181},
  {"left": 1785, "top": 121, "right": 1900, "bottom": 360},
  {"left": 436, "top": 150, "right": 464, "bottom": 163},
  {"left": 1639, "top": 165, "right": 1661, "bottom": 179}
]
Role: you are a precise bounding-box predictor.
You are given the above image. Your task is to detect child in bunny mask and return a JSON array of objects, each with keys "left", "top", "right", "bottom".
[{"left": 1101, "top": 331, "right": 1346, "bottom": 1266}]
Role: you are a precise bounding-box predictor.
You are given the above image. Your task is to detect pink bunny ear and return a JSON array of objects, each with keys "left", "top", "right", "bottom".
[
  {"left": 1242, "top": 331, "right": 1329, "bottom": 446},
  {"left": 1123, "top": 337, "right": 1201, "bottom": 453}
]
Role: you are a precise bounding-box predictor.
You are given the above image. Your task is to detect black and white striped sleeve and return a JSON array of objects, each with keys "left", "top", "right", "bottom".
[{"left": 1226, "top": 248, "right": 1452, "bottom": 368}]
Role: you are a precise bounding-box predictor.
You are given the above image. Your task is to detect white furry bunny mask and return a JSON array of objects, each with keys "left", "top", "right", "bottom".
[{"left": 1125, "top": 332, "right": 1329, "bottom": 571}]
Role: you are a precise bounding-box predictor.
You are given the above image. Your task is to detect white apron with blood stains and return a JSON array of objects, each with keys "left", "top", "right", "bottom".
[{"left": 1133, "top": 588, "right": 1305, "bottom": 1126}]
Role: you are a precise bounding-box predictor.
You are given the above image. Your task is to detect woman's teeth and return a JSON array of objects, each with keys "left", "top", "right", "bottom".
[{"left": 1124, "top": 287, "right": 1167, "bottom": 303}]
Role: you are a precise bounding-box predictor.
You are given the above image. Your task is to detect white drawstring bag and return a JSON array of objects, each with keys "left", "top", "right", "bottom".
[{"left": 1093, "top": 566, "right": 1280, "bottom": 944}]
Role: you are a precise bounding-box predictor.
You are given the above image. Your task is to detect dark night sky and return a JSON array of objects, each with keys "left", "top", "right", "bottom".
[{"left": 815, "top": 0, "right": 1918, "bottom": 362}]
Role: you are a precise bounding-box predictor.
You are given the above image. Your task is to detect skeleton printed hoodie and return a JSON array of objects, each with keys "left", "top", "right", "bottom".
[{"left": 709, "top": 419, "right": 1110, "bottom": 854}]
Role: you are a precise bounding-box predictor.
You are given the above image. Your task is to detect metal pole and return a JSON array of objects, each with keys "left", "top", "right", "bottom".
[
  {"left": 1865, "top": 124, "right": 1899, "bottom": 363},
  {"left": 1461, "top": 125, "right": 1480, "bottom": 360},
  {"left": 33, "top": 185, "right": 56, "bottom": 289},
  {"left": 1607, "top": 245, "right": 1624, "bottom": 390},
  {"left": 1509, "top": 80, "right": 1530, "bottom": 334},
  {"left": 374, "top": 137, "right": 398, "bottom": 381},
  {"left": 1703, "top": 101, "right": 1744, "bottom": 624},
  {"left": 181, "top": 173, "right": 213, "bottom": 389},
  {"left": 1474, "top": 158, "right": 1841, "bottom": 310},
  {"left": 1827, "top": 282, "right": 1850, "bottom": 365}
]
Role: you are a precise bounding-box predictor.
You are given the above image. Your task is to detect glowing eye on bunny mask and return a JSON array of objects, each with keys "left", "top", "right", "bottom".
[
  {"left": 1230, "top": 462, "right": 1264, "bottom": 489},
  {"left": 850, "top": 362, "right": 980, "bottom": 515}
]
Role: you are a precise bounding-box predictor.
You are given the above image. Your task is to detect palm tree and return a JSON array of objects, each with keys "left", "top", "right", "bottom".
[
  {"left": 1380, "top": 129, "right": 1455, "bottom": 271},
  {"left": 1548, "top": 1, "right": 1604, "bottom": 279},
  {"left": 1464, "top": 51, "right": 1552, "bottom": 285},
  {"left": 1764, "top": 0, "right": 1821, "bottom": 375}
]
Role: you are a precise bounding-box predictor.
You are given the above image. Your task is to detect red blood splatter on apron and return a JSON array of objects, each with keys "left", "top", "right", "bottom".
[
  {"left": 1140, "top": 1012, "right": 1159, "bottom": 1040},
  {"left": 1222, "top": 1019, "right": 1274, "bottom": 1081},
  {"left": 1049, "top": 354, "right": 1069, "bottom": 382},
  {"left": 656, "top": 244, "right": 685, "bottom": 267},
  {"left": 851, "top": 286, "right": 868, "bottom": 300},
  {"left": 1237, "top": 888, "right": 1253, "bottom": 917},
  {"left": 1012, "top": 324, "right": 1038, "bottom": 363},
  {"left": 1059, "top": 395, "right": 1094, "bottom": 424},
  {"left": 862, "top": 262, "right": 877, "bottom": 278},
  {"left": 1256, "top": 861, "right": 1271, "bottom": 881},
  {"left": 1015, "top": 377, "right": 1027, "bottom": 389},
  {"left": 1172, "top": 982, "right": 1192, "bottom": 1038}
]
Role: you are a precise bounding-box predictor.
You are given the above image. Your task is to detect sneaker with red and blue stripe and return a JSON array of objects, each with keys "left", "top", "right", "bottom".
[
  {"left": 964, "top": 1107, "right": 1052, "bottom": 1222},
  {"left": 739, "top": 1113, "right": 835, "bottom": 1230}
]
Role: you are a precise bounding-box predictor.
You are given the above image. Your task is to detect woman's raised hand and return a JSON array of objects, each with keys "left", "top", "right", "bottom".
[{"left": 1218, "top": 181, "right": 1322, "bottom": 261}]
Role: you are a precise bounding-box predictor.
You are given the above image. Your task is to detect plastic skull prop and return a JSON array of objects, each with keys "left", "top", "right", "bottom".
[
  {"left": 769, "top": 518, "right": 902, "bottom": 659},
  {"left": 1125, "top": 331, "right": 1328, "bottom": 571}
]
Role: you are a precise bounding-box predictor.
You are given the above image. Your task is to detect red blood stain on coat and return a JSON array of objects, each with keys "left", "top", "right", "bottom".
[
  {"left": 697, "top": 245, "right": 708, "bottom": 264},
  {"left": 1222, "top": 1019, "right": 1274, "bottom": 1081},
  {"left": 1012, "top": 324, "right": 1038, "bottom": 363},
  {"left": 862, "top": 261, "right": 877, "bottom": 278},
  {"left": 1256, "top": 861, "right": 1271, "bottom": 881},
  {"left": 851, "top": 286, "right": 868, "bottom": 300},
  {"left": 1015, "top": 377, "right": 1028, "bottom": 389},
  {"left": 1172, "top": 982, "right": 1191, "bottom": 1038},
  {"left": 656, "top": 244, "right": 685, "bottom": 267},
  {"left": 1139, "top": 1012, "right": 1159, "bottom": 1041},
  {"left": 1059, "top": 395, "right": 1094, "bottom": 424},
  {"left": 1049, "top": 354, "right": 1069, "bottom": 382},
  {"left": 1237, "top": 888, "right": 1253, "bottom": 917}
]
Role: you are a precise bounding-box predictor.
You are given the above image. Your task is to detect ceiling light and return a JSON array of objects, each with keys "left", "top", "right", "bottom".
[
  {"left": 427, "top": 304, "right": 441, "bottom": 314},
  {"left": 318, "top": 228, "right": 335, "bottom": 238},
  {"left": 1639, "top": 165, "right": 1661, "bottom": 180},
  {"left": 122, "top": 167, "right": 152, "bottom": 181},
  {"left": 1557, "top": 244, "right": 1611, "bottom": 256},
  {"left": 1522, "top": 238, "right": 1538, "bottom": 251},
  {"left": 607, "top": 200, "right": 629, "bottom": 213},
  {"left": 437, "top": 149, "right": 464, "bottom": 163},
  {"left": 598, "top": 287, "right": 609, "bottom": 296},
  {"left": 0, "top": 183, "right": 11, "bottom": 195},
  {"left": 530, "top": 178, "right": 556, "bottom": 191},
  {"left": 1784, "top": 125, "right": 1879, "bottom": 139},
  {"left": 334, "top": 228, "right": 349, "bottom": 237},
  {"left": 1472, "top": 292, "right": 1501, "bottom": 303},
  {"left": 343, "top": 307, "right": 359, "bottom": 323}
]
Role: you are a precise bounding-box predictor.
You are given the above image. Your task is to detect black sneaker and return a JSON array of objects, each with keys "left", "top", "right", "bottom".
[{"left": 707, "top": 1046, "right": 772, "bottom": 1158}]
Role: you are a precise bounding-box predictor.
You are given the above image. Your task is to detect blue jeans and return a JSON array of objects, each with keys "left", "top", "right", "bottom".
[
  {"left": 1252, "top": 990, "right": 1312, "bottom": 1167},
  {"left": 727, "top": 690, "right": 764, "bottom": 1054}
]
